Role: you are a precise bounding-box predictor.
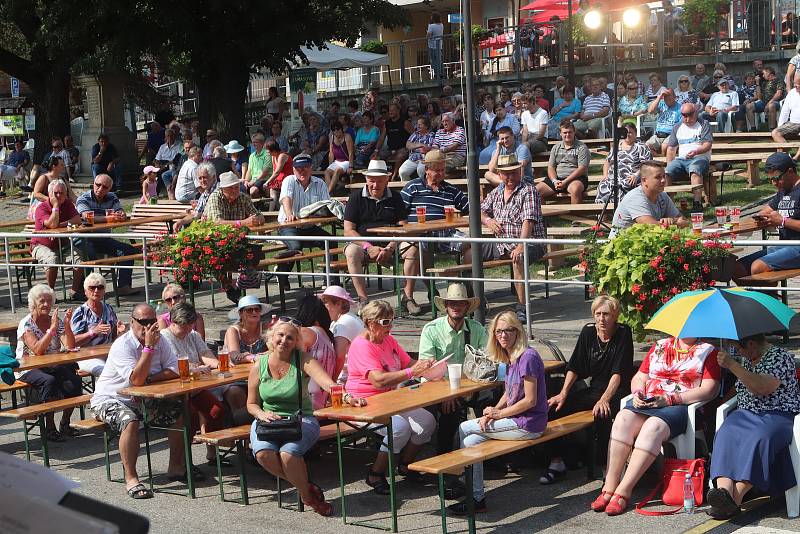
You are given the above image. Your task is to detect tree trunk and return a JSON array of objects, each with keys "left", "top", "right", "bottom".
[
  {"left": 195, "top": 64, "right": 250, "bottom": 144},
  {"left": 27, "top": 68, "right": 71, "bottom": 163}
]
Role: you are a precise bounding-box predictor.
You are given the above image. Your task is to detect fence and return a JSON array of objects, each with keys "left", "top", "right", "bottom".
[{"left": 3, "top": 231, "right": 800, "bottom": 336}]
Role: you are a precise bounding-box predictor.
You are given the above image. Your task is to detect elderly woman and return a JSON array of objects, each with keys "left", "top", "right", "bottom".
[
  {"left": 247, "top": 317, "right": 365, "bottom": 516},
  {"left": 70, "top": 273, "right": 125, "bottom": 376},
  {"left": 547, "top": 86, "right": 582, "bottom": 140},
  {"left": 157, "top": 283, "right": 206, "bottom": 339},
  {"left": 319, "top": 285, "right": 364, "bottom": 382},
  {"left": 595, "top": 123, "right": 652, "bottom": 205},
  {"left": 593, "top": 336, "right": 721, "bottom": 516},
  {"left": 540, "top": 296, "right": 632, "bottom": 485},
  {"left": 345, "top": 300, "right": 435, "bottom": 495},
  {"left": 707, "top": 334, "right": 800, "bottom": 519},
  {"left": 296, "top": 293, "right": 336, "bottom": 410},
  {"left": 618, "top": 82, "right": 647, "bottom": 126},
  {"left": 16, "top": 284, "right": 79, "bottom": 442},
  {"left": 447, "top": 311, "right": 548, "bottom": 515},
  {"left": 399, "top": 117, "right": 436, "bottom": 181}
]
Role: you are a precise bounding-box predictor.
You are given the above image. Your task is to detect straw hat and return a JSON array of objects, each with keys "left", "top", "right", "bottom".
[
  {"left": 434, "top": 283, "right": 480, "bottom": 315},
  {"left": 496, "top": 153, "right": 522, "bottom": 171}
]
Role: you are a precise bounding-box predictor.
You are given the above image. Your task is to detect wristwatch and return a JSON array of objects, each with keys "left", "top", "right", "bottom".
[
  {"left": 145, "top": 376, "right": 152, "bottom": 385},
  {"left": 144, "top": 344, "right": 154, "bottom": 350}
]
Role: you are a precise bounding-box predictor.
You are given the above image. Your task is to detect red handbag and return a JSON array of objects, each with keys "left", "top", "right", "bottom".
[{"left": 636, "top": 457, "right": 705, "bottom": 516}]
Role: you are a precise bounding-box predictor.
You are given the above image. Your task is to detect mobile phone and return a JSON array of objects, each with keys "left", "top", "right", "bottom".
[
  {"left": 643, "top": 396, "right": 658, "bottom": 403},
  {"left": 753, "top": 215, "right": 768, "bottom": 223}
]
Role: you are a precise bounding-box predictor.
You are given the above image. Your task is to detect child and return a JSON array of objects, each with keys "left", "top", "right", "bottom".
[{"left": 139, "top": 165, "right": 159, "bottom": 204}]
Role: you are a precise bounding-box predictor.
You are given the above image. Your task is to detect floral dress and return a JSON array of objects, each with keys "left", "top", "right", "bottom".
[
  {"left": 595, "top": 141, "right": 652, "bottom": 204},
  {"left": 639, "top": 338, "right": 720, "bottom": 398}
]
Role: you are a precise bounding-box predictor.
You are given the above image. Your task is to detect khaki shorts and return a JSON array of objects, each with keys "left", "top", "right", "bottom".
[
  {"left": 32, "top": 243, "right": 83, "bottom": 267},
  {"left": 776, "top": 122, "right": 800, "bottom": 139}
]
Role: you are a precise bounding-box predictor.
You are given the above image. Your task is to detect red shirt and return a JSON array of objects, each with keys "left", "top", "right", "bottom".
[
  {"left": 30, "top": 200, "right": 79, "bottom": 250},
  {"left": 639, "top": 338, "right": 721, "bottom": 397}
]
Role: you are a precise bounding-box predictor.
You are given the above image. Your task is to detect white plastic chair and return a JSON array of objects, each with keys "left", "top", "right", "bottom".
[
  {"left": 716, "top": 396, "right": 800, "bottom": 518},
  {"left": 620, "top": 394, "right": 710, "bottom": 459}
]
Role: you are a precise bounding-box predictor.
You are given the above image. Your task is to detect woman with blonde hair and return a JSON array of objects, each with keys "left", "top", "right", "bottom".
[
  {"left": 157, "top": 283, "right": 206, "bottom": 339},
  {"left": 447, "top": 310, "right": 548, "bottom": 515}
]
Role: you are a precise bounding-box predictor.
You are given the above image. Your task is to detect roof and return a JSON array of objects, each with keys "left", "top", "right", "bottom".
[{"left": 296, "top": 42, "right": 389, "bottom": 70}]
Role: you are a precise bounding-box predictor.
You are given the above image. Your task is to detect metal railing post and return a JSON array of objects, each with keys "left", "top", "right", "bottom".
[
  {"left": 142, "top": 236, "right": 150, "bottom": 305},
  {"left": 324, "top": 240, "right": 331, "bottom": 287},
  {"left": 399, "top": 42, "right": 406, "bottom": 88},
  {"left": 523, "top": 246, "right": 531, "bottom": 338},
  {"left": 4, "top": 237, "right": 14, "bottom": 313}
]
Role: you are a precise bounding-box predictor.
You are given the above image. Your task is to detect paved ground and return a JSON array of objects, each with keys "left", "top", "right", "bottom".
[{"left": 0, "top": 192, "right": 799, "bottom": 533}]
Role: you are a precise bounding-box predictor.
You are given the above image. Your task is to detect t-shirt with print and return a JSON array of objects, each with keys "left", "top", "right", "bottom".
[
  {"left": 707, "top": 91, "right": 739, "bottom": 111},
  {"left": 344, "top": 335, "right": 411, "bottom": 398},
  {"left": 655, "top": 100, "right": 682, "bottom": 135},
  {"left": 768, "top": 185, "right": 800, "bottom": 240},
  {"left": 612, "top": 185, "right": 680, "bottom": 231},
  {"left": 762, "top": 79, "right": 786, "bottom": 103},
  {"left": 505, "top": 347, "right": 547, "bottom": 434},
  {"left": 666, "top": 120, "right": 713, "bottom": 160}
]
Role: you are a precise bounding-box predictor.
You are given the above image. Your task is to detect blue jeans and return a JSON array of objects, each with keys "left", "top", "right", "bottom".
[
  {"left": 665, "top": 157, "right": 710, "bottom": 180},
  {"left": 91, "top": 163, "right": 123, "bottom": 191},
  {"left": 700, "top": 111, "right": 733, "bottom": 132},
  {"left": 479, "top": 140, "right": 497, "bottom": 165},
  {"left": 249, "top": 416, "right": 321, "bottom": 457},
  {"left": 458, "top": 417, "right": 542, "bottom": 500},
  {"left": 739, "top": 245, "right": 800, "bottom": 272},
  {"left": 429, "top": 46, "right": 442, "bottom": 79},
  {"left": 77, "top": 237, "right": 138, "bottom": 288}
]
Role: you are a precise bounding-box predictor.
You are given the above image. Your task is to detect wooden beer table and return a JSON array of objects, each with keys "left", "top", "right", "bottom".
[
  {"left": 251, "top": 215, "right": 340, "bottom": 235},
  {"left": 120, "top": 363, "right": 253, "bottom": 498},
  {"left": 39, "top": 213, "right": 178, "bottom": 234},
  {"left": 16, "top": 344, "right": 111, "bottom": 371}
]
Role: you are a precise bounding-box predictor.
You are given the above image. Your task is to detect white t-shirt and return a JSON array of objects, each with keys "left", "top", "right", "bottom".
[
  {"left": 175, "top": 158, "right": 199, "bottom": 202},
  {"left": 427, "top": 23, "right": 444, "bottom": 49},
  {"left": 667, "top": 120, "right": 713, "bottom": 160},
  {"left": 160, "top": 329, "right": 209, "bottom": 366},
  {"left": 707, "top": 90, "right": 739, "bottom": 111},
  {"left": 331, "top": 312, "right": 365, "bottom": 384},
  {"left": 520, "top": 108, "right": 549, "bottom": 139}
]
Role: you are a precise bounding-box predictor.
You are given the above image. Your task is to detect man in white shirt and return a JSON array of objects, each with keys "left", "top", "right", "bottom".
[
  {"left": 665, "top": 103, "right": 714, "bottom": 210},
  {"left": 520, "top": 93, "right": 548, "bottom": 155},
  {"left": 90, "top": 303, "right": 187, "bottom": 499},
  {"left": 202, "top": 129, "right": 217, "bottom": 159},
  {"left": 701, "top": 79, "right": 739, "bottom": 132},
  {"left": 611, "top": 161, "right": 688, "bottom": 233},
  {"left": 174, "top": 146, "right": 203, "bottom": 203},
  {"left": 154, "top": 129, "right": 182, "bottom": 199},
  {"left": 774, "top": 73, "right": 800, "bottom": 149}
]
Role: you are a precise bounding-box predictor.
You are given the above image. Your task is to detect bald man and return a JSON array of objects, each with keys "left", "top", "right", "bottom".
[{"left": 664, "top": 103, "right": 713, "bottom": 211}]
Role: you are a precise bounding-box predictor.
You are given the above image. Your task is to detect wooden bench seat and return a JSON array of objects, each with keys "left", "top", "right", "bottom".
[
  {"left": 0, "top": 380, "right": 29, "bottom": 411},
  {"left": 70, "top": 417, "right": 108, "bottom": 431},
  {"left": 737, "top": 268, "right": 800, "bottom": 285},
  {"left": 129, "top": 203, "right": 187, "bottom": 235},
  {"left": 257, "top": 247, "right": 343, "bottom": 269}
]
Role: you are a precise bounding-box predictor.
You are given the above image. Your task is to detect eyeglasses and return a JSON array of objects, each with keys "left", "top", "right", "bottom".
[
  {"left": 278, "top": 316, "right": 302, "bottom": 327},
  {"left": 495, "top": 328, "right": 516, "bottom": 337},
  {"left": 713, "top": 75, "right": 723, "bottom": 79},
  {"left": 132, "top": 316, "right": 157, "bottom": 327},
  {"left": 87, "top": 285, "right": 104, "bottom": 291},
  {"left": 242, "top": 306, "right": 262, "bottom": 313},
  {"left": 374, "top": 318, "right": 393, "bottom": 327},
  {"left": 679, "top": 80, "right": 690, "bottom": 83},
  {"left": 163, "top": 294, "right": 184, "bottom": 304}
]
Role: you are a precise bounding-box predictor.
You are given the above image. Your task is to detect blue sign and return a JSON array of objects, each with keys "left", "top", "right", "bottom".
[
  {"left": 448, "top": 13, "right": 462, "bottom": 24},
  {"left": 10, "top": 77, "right": 19, "bottom": 98}
]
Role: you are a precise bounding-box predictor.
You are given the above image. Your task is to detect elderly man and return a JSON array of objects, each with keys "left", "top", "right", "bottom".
[
  {"left": 646, "top": 89, "right": 682, "bottom": 156},
  {"left": 75, "top": 174, "right": 139, "bottom": 295},
  {"left": 480, "top": 153, "right": 545, "bottom": 323},
  {"left": 243, "top": 132, "right": 272, "bottom": 199},
  {"left": 433, "top": 112, "right": 467, "bottom": 172},
  {"left": 49, "top": 138, "right": 73, "bottom": 182},
  {"left": 174, "top": 163, "right": 217, "bottom": 231},
  {"left": 90, "top": 303, "right": 188, "bottom": 499},
  {"left": 174, "top": 146, "right": 203, "bottom": 203},
  {"left": 485, "top": 126, "right": 533, "bottom": 186},
  {"left": 774, "top": 74, "right": 800, "bottom": 150},
  {"left": 736, "top": 152, "right": 800, "bottom": 280},
  {"left": 611, "top": 161, "right": 688, "bottom": 234},
  {"left": 399, "top": 150, "right": 470, "bottom": 315},
  {"left": 701, "top": 78, "right": 739, "bottom": 132},
  {"left": 343, "top": 160, "right": 408, "bottom": 303},
  {"left": 665, "top": 103, "right": 713, "bottom": 211},
  {"left": 690, "top": 63, "right": 710, "bottom": 92},
  {"left": 573, "top": 78, "right": 610, "bottom": 139},
  {"left": 539, "top": 119, "right": 588, "bottom": 204},
  {"left": 31, "top": 179, "right": 83, "bottom": 293},
  {"left": 90, "top": 134, "right": 122, "bottom": 191},
  {"left": 154, "top": 128, "right": 182, "bottom": 199}
]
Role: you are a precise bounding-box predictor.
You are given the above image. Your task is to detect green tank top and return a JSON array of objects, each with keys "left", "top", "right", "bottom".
[{"left": 258, "top": 352, "right": 312, "bottom": 417}]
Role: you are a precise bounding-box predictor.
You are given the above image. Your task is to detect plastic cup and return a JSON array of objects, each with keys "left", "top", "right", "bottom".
[
  {"left": 85, "top": 211, "right": 94, "bottom": 225},
  {"left": 105, "top": 209, "right": 114, "bottom": 222},
  {"left": 730, "top": 206, "right": 741, "bottom": 225},
  {"left": 448, "top": 364, "right": 462, "bottom": 390},
  {"left": 178, "top": 357, "right": 190, "bottom": 383},
  {"left": 444, "top": 205, "right": 455, "bottom": 223},
  {"left": 691, "top": 212, "right": 703, "bottom": 235},
  {"left": 715, "top": 206, "right": 728, "bottom": 225},
  {"left": 416, "top": 206, "right": 426, "bottom": 224},
  {"left": 217, "top": 351, "right": 229, "bottom": 373},
  {"left": 330, "top": 385, "right": 343, "bottom": 408}
]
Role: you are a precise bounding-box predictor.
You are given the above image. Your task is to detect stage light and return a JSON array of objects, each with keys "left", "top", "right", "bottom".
[
  {"left": 622, "top": 8, "right": 641, "bottom": 28},
  {"left": 583, "top": 9, "right": 602, "bottom": 30}
]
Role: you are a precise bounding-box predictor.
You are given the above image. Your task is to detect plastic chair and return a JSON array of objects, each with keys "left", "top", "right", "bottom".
[
  {"left": 620, "top": 394, "right": 710, "bottom": 459},
  {"left": 716, "top": 396, "right": 800, "bottom": 518}
]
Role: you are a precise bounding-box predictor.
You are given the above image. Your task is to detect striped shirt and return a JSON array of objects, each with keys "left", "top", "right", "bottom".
[
  {"left": 407, "top": 131, "right": 435, "bottom": 162},
  {"left": 480, "top": 181, "right": 545, "bottom": 255},
  {"left": 400, "top": 178, "right": 469, "bottom": 230},
  {"left": 71, "top": 302, "right": 118, "bottom": 346},
  {"left": 278, "top": 175, "right": 330, "bottom": 223},
  {"left": 433, "top": 126, "right": 467, "bottom": 157},
  {"left": 581, "top": 92, "right": 611, "bottom": 116}
]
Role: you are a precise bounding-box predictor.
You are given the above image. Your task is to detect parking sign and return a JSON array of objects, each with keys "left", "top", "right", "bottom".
[{"left": 10, "top": 77, "right": 19, "bottom": 98}]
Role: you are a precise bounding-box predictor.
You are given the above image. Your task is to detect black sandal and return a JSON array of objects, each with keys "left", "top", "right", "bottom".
[
  {"left": 167, "top": 465, "right": 206, "bottom": 482},
  {"left": 206, "top": 457, "right": 234, "bottom": 467},
  {"left": 46, "top": 428, "right": 65, "bottom": 443},
  {"left": 365, "top": 470, "right": 391, "bottom": 495},
  {"left": 127, "top": 483, "right": 153, "bottom": 499},
  {"left": 538, "top": 467, "right": 567, "bottom": 485},
  {"left": 59, "top": 423, "right": 79, "bottom": 438},
  {"left": 397, "top": 463, "right": 424, "bottom": 483}
]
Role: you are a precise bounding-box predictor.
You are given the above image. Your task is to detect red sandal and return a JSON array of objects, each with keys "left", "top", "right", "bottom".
[
  {"left": 304, "top": 495, "right": 333, "bottom": 517},
  {"left": 590, "top": 491, "right": 613, "bottom": 512},
  {"left": 604, "top": 494, "right": 629, "bottom": 516}
]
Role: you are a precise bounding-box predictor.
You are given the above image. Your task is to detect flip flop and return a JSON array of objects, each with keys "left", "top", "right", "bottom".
[
  {"left": 127, "top": 483, "right": 153, "bottom": 499},
  {"left": 167, "top": 465, "right": 206, "bottom": 483}
]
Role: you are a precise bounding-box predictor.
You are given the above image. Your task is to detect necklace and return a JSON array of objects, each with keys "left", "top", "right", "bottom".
[
  {"left": 595, "top": 336, "right": 612, "bottom": 359},
  {"left": 269, "top": 356, "right": 291, "bottom": 379}
]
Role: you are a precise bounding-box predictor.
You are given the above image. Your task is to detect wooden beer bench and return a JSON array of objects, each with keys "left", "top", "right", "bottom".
[{"left": 0, "top": 380, "right": 29, "bottom": 410}]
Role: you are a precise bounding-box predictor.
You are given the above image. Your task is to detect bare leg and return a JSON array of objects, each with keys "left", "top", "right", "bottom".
[
  {"left": 690, "top": 172, "right": 704, "bottom": 203},
  {"left": 733, "top": 481, "right": 754, "bottom": 505},
  {"left": 535, "top": 181, "right": 556, "bottom": 201},
  {"left": 119, "top": 421, "right": 142, "bottom": 490},
  {"left": 269, "top": 189, "right": 280, "bottom": 211},
  {"left": 345, "top": 245, "right": 368, "bottom": 299},
  {"left": 371, "top": 451, "right": 389, "bottom": 478},
  {"left": 402, "top": 244, "right": 419, "bottom": 301},
  {"left": 280, "top": 452, "right": 313, "bottom": 503},
  {"left": 603, "top": 410, "right": 646, "bottom": 493},
  {"left": 256, "top": 450, "right": 286, "bottom": 478},
  {"left": 60, "top": 408, "right": 74, "bottom": 428},
  {"left": 511, "top": 257, "right": 526, "bottom": 304},
  {"left": 612, "top": 417, "right": 669, "bottom": 499},
  {"left": 399, "top": 442, "right": 423, "bottom": 465},
  {"left": 773, "top": 127, "right": 786, "bottom": 143},
  {"left": 745, "top": 102, "right": 756, "bottom": 130},
  {"left": 567, "top": 180, "right": 585, "bottom": 204},
  {"left": 45, "top": 267, "right": 57, "bottom": 289}
]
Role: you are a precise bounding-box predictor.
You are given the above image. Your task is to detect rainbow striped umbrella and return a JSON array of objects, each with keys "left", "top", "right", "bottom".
[{"left": 644, "top": 288, "right": 797, "bottom": 340}]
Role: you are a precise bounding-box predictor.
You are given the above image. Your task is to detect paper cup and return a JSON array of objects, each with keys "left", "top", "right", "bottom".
[{"left": 447, "top": 364, "right": 462, "bottom": 390}]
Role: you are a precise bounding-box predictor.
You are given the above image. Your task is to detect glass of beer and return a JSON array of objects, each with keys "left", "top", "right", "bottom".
[
  {"left": 178, "top": 357, "right": 190, "bottom": 383},
  {"left": 85, "top": 211, "right": 95, "bottom": 225},
  {"left": 444, "top": 205, "right": 455, "bottom": 223},
  {"left": 416, "top": 206, "right": 426, "bottom": 224},
  {"left": 715, "top": 206, "right": 728, "bottom": 226},
  {"left": 218, "top": 350, "right": 230, "bottom": 373},
  {"left": 105, "top": 209, "right": 115, "bottom": 222},
  {"left": 330, "top": 385, "right": 343, "bottom": 408},
  {"left": 691, "top": 212, "right": 703, "bottom": 235},
  {"left": 730, "top": 206, "right": 741, "bottom": 226}
]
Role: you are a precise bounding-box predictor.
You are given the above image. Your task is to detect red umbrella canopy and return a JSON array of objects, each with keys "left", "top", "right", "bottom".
[{"left": 520, "top": 0, "right": 570, "bottom": 10}]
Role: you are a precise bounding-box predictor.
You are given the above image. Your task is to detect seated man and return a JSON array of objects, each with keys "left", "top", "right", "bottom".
[
  {"left": 90, "top": 303, "right": 187, "bottom": 499},
  {"left": 573, "top": 78, "right": 610, "bottom": 139},
  {"left": 433, "top": 113, "right": 467, "bottom": 173},
  {"left": 480, "top": 153, "right": 546, "bottom": 324},
  {"left": 90, "top": 134, "right": 122, "bottom": 191},
  {"left": 701, "top": 78, "right": 739, "bottom": 132},
  {"left": 736, "top": 152, "right": 800, "bottom": 280},
  {"left": 174, "top": 164, "right": 217, "bottom": 231},
  {"left": 75, "top": 173, "right": 140, "bottom": 296},
  {"left": 484, "top": 126, "right": 533, "bottom": 186},
  {"left": 174, "top": 146, "right": 203, "bottom": 203},
  {"left": 30, "top": 179, "right": 84, "bottom": 295},
  {"left": 611, "top": 161, "right": 688, "bottom": 235},
  {"left": 343, "top": 160, "right": 407, "bottom": 304},
  {"left": 665, "top": 103, "right": 713, "bottom": 212},
  {"left": 759, "top": 66, "right": 785, "bottom": 130},
  {"left": 538, "top": 119, "right": 588, "bottom": 204},
  {"left": 399, "top": 150, "right": 470, "bottom": 315},
  {"left": 520, "top": 93, "right": 548, "bottom": 156},
  {"left": 153, "top": 128, "right": 182, "bottom": 200},
  {"left": 774, "top": 73, "right": 800, "bottom": 151},
  {"left": 2, "top": 140, "right": 30, "bottom": 186},
  {"left": 645, "top": 89, "right": 681, "bottom": 156}
]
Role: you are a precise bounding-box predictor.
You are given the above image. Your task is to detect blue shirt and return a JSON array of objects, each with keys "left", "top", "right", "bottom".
[
  {"left": 71, "top": 302, "right": 118, "bottom": 346},
  {"left": 5, "top": 149, "right": 29, "bottom": 167},
  {"left": 551, "top": 98, "right": 582, "bottom": 123},
  {"left": 75, "top": 190, "right": 123, "bottom": 214},
  {"left": 655, "top": 100, "right": 682, "bottom": 135},
  {"left": 400, "top": 177, "right": 469, "bottom": 227}
]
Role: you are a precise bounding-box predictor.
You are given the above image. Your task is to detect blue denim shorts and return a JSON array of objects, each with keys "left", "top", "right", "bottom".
[
  {"left": 666, "top": 157, "right": 709, "bottom": 179},
  {"left": 250, "top": 415, "right": 321, "bottom": 457},
  {"left": 739, "top": 245, "right": 800, "bottom": 271}
]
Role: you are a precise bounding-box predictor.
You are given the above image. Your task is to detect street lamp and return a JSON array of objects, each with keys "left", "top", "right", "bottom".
[{"left": 584, "top": 8, "right": 642, "bottom": 233}]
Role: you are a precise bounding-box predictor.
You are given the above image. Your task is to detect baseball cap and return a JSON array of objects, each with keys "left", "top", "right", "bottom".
[
  {"left": 292, "top": 153, "right": 313, "bottom": 167},
  {"left": 765, "top": 152, "right": 796, "bottom": 173}
]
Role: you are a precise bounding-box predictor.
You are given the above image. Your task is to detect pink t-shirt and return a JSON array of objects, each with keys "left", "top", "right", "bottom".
[{"left": 344, "top": 334, "right": 411, "bottom": 398}]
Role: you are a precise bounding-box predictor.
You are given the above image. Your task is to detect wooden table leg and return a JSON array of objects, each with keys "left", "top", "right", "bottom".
[{"left": 746, "top": 160, "right": 760, "bottom": 187}]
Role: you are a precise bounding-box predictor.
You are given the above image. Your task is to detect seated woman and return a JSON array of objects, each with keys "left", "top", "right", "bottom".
[
  {"left": 546, "top": 86, "right": 582, "bottom": 140},
  {"left": 263, "top": 140, "right": 294, "bottom": 210},
  {"left": 295, "top": 292, "right": 336, "bottom": 410},
  {"left": 70, "top": 273, "right": 125, "bottom": 376},
  {"left": 324, "top": 122, "right": 354, "bottom": 194},
  {"left": 319, "top": 285, "right": 364, "bottom": 382},
  {"left": 398, "top": 117, "right": 435, "bottom": 181},
  {"left": 595, "top": 123, "right": 652, "bottom": 205},
  {"left": 708, "top": 334, "right": 800, "bottom": 519},
  {"left": 617, "top": 83, "right": 647, "bottom": 126},
  {"left": 593, "top": 336, "right": 721, "bottom": 516},
  {"left": 247, "top": 317, "right": 366, "bottom": 516},
  {"left": 157, "top": 283, "right": 206, "bottom": 339},
  {"left": 354, "top": 111, "right": 380, "bottom": 169},
  {"left": 540, "top": 296, "right": 632, "bottom": 485},
  {"left": 344, "top": 300, "right": 435, "bottom": 495},
  {"left": 447, "top": 310, "right": 548, "bottom": 515},
  {"left": 16, "top": 284, "right": 80, "bottom": 442}
]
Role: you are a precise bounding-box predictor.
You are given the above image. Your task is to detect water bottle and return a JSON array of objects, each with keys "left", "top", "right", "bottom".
[{"left": 683, "top": 473, "right": 694, "bottom": 514}]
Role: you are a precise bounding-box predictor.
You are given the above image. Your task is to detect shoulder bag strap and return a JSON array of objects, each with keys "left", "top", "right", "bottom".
[
  {"left": 464, "top": 321, "right": 471, "bottom": 348},
  {"left": 294, "top": 349, "right": 303, "bottom": 417}
]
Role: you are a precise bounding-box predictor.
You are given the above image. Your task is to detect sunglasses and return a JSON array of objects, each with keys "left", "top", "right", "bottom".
[
  {"left": 495, "top": 328, "right": 516, "bottom": 337},
  {"left": 770, "top": 169, "right": 789, "bottom": 183},
  {"left": 679, "top": 80, "right": 689, "bottom": 83},
  {"left": 242, "top": 306, "right": 262, "bottom": 313},
  {"left": 133, "top": 316, "right": 157, "bottom": 327},
  {"left": 163, "top": 294, "right": 184, "bottom": 304},
  {"left": 278, "top": 316, "right": 302, "bottom": 327},
  {"left": 374, "top": 318, "right": 393, "bottom": 327},
  {"left": 87, "top": 285, "right": 104, "bottom": 291}
]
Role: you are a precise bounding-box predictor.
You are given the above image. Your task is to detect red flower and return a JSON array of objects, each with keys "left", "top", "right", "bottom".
[
  {"left": 708, "top": 280, "right": 716, "bottom": 286},
  {"left": 658, "top": 273, "right": 666, "bottom": 281},
  {"left": 661, "top": 296, "right": 670, "bottom": 303},
  {"left": 651, "top": 288, "right": 660, "bottom": 296},
  {"left": 691, "top": 250, "right": 702, "bottom": 257},
  {"left": 635, "top": 304, "right": 644, "bottom": 311},
  {"left": 638, "top": 293, "right": 647, "bottom": 302},
  {"left": 671, "top": 287, "right": 679, "bottom": 294},
  {"left": 192, "top": 275, "right": 200, "bottom": 281},
  {"left": 685, "top": 239, "right": 697, "bottom": 247},
  {"left": 181, "top": 260, "right": 190, "bottom": 268},
  {"left": 677, "top": 256, "right": 684, "bottom": 263},
  {"left": 683, "top": 263, "right": 690, "bottom": 271},
  {"left": 632, "top": 283, "right": 641, "bottom": 294}
]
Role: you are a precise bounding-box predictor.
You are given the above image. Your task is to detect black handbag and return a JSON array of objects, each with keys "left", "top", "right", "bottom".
[{"left": 255, "top": 350, "right": 304, "bottom": 443}]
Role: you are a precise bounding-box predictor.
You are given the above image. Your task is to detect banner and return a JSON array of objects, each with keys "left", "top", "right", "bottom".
[
  {"left": 288, "top": 68, "right": 317, "bottom": 121},
  {"left": 0, "top": 115, "right": 23, "bottom": 136}
]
